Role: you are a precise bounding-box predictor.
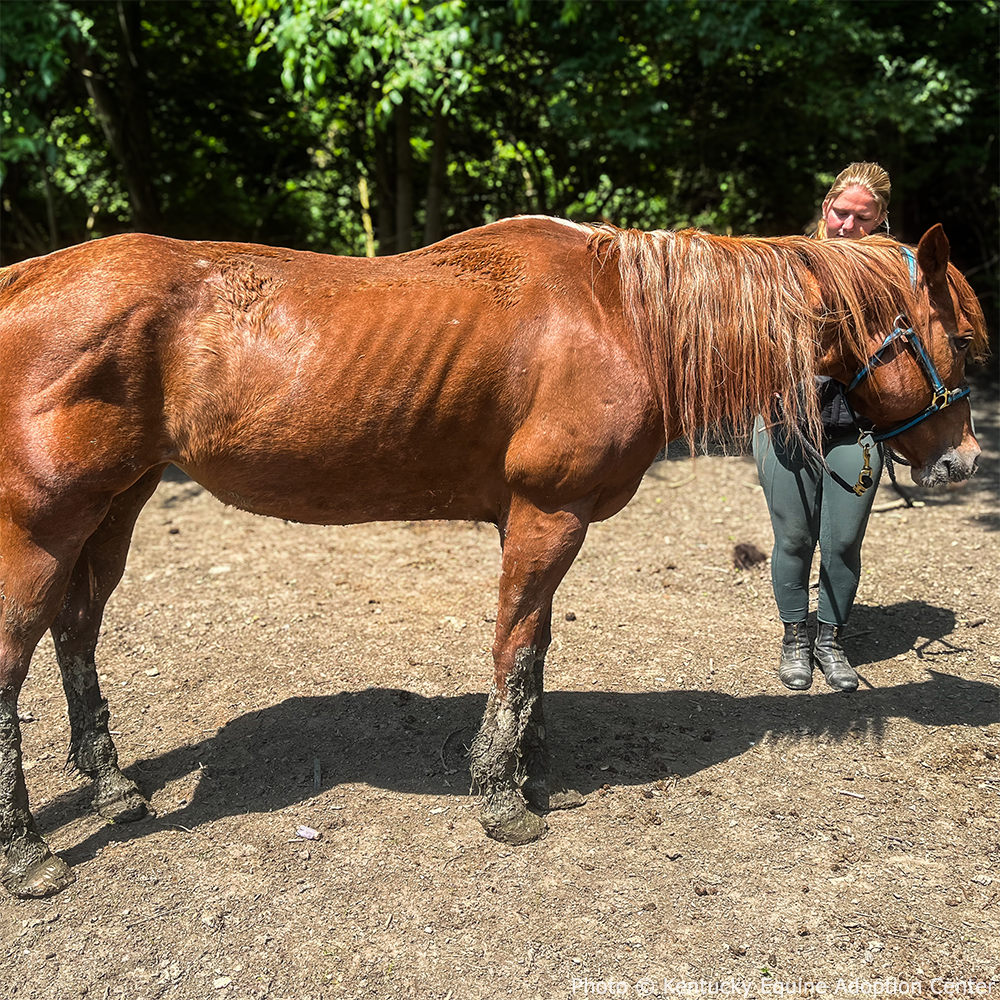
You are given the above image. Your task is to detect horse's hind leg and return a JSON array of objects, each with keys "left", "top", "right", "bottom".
[
  {"left": 1, "top": 505, "right": 110, "bottom": 897},
  {"left": 50, "top": 468, "right": 165, "bottom": 823},
  {"left": 470, "top": 494, "right": 590, "bottom": 845}
]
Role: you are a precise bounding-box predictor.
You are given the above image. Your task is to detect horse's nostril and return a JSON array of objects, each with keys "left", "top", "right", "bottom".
[{"left": 945, "top": 451, "right": 977, "bottom": 481}]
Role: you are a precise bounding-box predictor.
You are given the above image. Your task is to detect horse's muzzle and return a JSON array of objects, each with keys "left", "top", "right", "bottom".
[{"left": 912, "top": 445, "right": 980, "bottom": 487}]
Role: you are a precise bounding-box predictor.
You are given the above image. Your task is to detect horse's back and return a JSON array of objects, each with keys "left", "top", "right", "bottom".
[{"left": 1, "top": 223, "right": 661, "bottom": 526}]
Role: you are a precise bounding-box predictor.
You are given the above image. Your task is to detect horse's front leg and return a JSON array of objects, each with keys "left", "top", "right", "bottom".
[
  {"left": 52, "top": 469, "right": 164, "bottom": 823},
  {"left": 518, "top": 615, "right": 586, "bottom": 815},
  {"left": 470, "top": 495, "right": 590, "bottom": 844}
]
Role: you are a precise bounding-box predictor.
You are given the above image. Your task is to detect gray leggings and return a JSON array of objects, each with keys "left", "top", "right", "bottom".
[{"left": 753, "top": 416, "right": 883, "bottom": 626}]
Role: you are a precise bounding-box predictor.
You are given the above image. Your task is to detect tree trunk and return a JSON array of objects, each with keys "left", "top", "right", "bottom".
[
  {"left": 358, "top": 177, "right": 375, "bottom": 258},
  {"left": 40, "top": 159, "right": 59, "bottom": 251},
  {"left": 394, "top": 91, "right": 413, "bottom": 253},
  {"left": 374, "top": 124, "right": 394, "bottom": 254},
  {"left": 69, "top": 1, "right": 161, "bottom": 233},
  {"left": 423, "top": 105, "right": 449, "bottom": 246},
  {"left": 1, "top": 162, "right": 50, "bottom": 260}
]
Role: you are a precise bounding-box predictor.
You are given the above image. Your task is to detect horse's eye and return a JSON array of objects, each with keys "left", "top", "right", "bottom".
[{"left": 954, "top": 334, "right": 974, "bottom": 351}]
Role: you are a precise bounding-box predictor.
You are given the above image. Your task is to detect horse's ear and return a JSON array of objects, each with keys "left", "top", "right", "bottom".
[{"left": 916, "top": 223, "right": 950, "bottom": 292}]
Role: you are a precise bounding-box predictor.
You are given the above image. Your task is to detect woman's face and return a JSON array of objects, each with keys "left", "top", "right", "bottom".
[{"left": 823, "top": 184, "right": 886, "bottom": 239}]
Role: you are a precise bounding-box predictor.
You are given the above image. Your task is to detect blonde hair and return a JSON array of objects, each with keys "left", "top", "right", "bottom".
[{"left": 816, "top": 162, "right": 891, "bottom": 239}]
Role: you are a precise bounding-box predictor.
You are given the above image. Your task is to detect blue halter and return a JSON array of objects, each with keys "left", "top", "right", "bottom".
[{"left": 842, "top": 246, "right": 970, "bottom": 443}]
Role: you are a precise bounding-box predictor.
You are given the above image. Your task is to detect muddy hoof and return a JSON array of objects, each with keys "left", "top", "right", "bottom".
[
  {"left": 2, "top": 855, "right": 76, "bottom": 899},
  {"left": 95, "top": 787, "right": 151, "bottom": 824},
  {"left": 480, "top": 804, "right": 547, "bottom": 845}
]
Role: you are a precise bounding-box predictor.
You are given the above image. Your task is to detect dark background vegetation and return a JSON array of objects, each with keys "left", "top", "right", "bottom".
[{"left": 2, "top": 0, "right": 997, "bottom": 332}]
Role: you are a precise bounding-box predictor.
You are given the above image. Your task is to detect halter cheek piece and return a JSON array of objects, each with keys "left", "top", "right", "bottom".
[
  {"left": 841, "top": 245, "right": 971, "bottom": 444},
  {"left": 805, "top": 246, "right": 973, "bottom": 498}
]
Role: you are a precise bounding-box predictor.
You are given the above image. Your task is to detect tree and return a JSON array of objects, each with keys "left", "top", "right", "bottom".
[
  {"left": 1, "top": 0, "right": 321, "bottom": 260},
  {"left": 1, "top": 0, "right": 89, "bottom": 252},
  {"left": 235, "top": 0, "right": 477, "bottom": 252}
]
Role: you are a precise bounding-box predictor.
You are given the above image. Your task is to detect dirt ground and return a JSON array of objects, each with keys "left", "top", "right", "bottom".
[{"left": 3, "top": 375, "right": 998, "bottom": 1000}]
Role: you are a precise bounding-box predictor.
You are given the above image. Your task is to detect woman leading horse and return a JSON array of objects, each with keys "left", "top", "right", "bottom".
[{"left": 0, "top": 216, "right": 986, "bottom": 897}]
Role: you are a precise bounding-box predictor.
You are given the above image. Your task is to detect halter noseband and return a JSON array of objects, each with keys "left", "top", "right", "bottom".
[{"left": 842, "top": 246, "right": 970, "bottom": 443}]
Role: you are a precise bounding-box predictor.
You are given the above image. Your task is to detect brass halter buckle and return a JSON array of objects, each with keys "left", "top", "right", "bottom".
[{"left": 852, "top": 432, "right": 875, "bottom": 496}]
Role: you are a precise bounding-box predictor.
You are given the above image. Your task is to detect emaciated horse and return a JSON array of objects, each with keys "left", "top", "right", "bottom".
[{"left": 0, "top": 217, "right": 987, "bottom": 897}]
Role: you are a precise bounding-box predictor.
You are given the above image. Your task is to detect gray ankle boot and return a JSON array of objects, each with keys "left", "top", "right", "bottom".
[
  {"left": 814, "top": 623, "right": 858, "bottom": 692},
  {"left": 778, "top": 621, "right": 812, "bottom": 690}
]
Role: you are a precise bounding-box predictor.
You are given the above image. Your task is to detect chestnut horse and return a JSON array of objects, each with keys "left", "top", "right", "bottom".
[{"left": 0, "top": 217, "right": 986, "bottom": 897}]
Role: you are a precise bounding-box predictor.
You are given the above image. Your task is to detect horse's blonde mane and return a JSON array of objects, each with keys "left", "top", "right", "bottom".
[{"left": 586, "top": 225, "right": 922, "bottom": 447}]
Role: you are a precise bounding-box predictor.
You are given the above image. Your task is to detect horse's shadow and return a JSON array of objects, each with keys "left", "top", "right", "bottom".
[{"left": 37, "top": 656, "right": 996, "bottom": 869}]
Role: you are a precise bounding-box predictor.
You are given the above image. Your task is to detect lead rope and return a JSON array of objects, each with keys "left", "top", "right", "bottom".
[{"left": 883, "top": 446, "right": 917, "bottom": 507}]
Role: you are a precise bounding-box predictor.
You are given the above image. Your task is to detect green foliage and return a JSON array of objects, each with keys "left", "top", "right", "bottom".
[
  {"left": 0, "top": 0, "right": 82, "bottom": 172},
  {"left": 234, "top": 0, "right": 476, "bottom": 116},
  {"left": 492, "top": 0, "right": 997, "bottom": 238},
  {"left": 1, "top": 1, "right": 333, "bottom": 255},
  {"left": 3, "top": 0, "right": 996, "bottom": 323}
]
